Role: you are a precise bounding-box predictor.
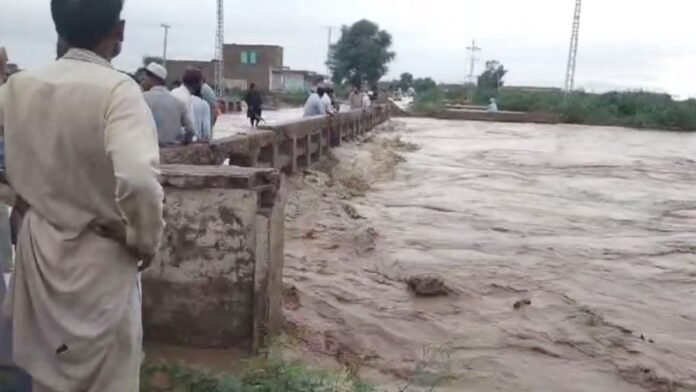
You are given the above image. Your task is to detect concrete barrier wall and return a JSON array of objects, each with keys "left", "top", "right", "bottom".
[
  {"left": 390, "top": 100, "right": 560, "bottom": 124},
  {"left": 144, "top": 165, "right": 286, "bottom": 351},
  {"left": 433, "top": 109, "right": 560, "bottom": 124},
  {"left": 161, "top": 105, "right": 391, "bottom": 171}
]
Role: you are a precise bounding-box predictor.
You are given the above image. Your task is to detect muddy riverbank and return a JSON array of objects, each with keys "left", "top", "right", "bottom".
[{"left": 283, "top": 118, "right": 696, "bottom": 391}]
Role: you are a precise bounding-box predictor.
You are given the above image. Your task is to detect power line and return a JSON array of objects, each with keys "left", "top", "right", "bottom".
[
  {"left": 214, "top": 0, "right": 225, "bottom": 96},
  {"left": 564, "top": 0, "right": 582, "bottom": 94}
]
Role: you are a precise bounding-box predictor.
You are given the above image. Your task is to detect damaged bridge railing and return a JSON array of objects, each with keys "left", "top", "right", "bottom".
[
  {"left": 148, "top": 105, "right": 390, "bottom": 351},
  {"left": 0, "top": 106, "right": 390, "bottom": 353}
]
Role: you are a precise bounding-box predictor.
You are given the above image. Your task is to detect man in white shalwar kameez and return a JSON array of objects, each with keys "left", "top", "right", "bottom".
[{"left": 0, "top": 0, "right": 164, "bottom": 391}]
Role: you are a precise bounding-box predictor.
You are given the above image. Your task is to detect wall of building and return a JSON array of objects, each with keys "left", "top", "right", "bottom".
[
  {"left": 224, "top": 45, "right": 283, "bottom": 91},
  {"left": 271, "top": 71, "right": 309, "bottom": 92}
]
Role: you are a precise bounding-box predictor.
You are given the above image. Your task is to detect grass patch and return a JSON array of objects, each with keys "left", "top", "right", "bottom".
[
  {"left": 141, "top": 353, "right": 375, "bottom": 392},
  {"left": 475, "top": 89, "right": 696, "bottom": 131},
  {"left": 276, "top": 92, "right": 309, "bottom": 107},
  {"left": 418, "top": 86, "right": 696, "bottom": 131}
]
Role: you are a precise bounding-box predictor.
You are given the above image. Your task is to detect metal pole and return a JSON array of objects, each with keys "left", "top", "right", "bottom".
[
  {"left": 326, "top": 26, "right": 334, "bottom": 78},
  {"left": 215, "top": 0, "right": 225, "bottom": 97},
  {"left": 161, "top": 23, "right": 171, "bottom": 67},
  {"left": 466, "top": 40, "right": 481, "bottom": 102},
  {"left": 564, "top": 0, "right": 582, "bottom": 95}
]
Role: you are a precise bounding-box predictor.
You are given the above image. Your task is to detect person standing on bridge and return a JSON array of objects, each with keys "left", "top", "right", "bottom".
[
  {"left": 244, "top": 83, "right": 263, "bottom": 128},
  {"left": 320, "top": 87, "right": 335, "bottom": 115},
  {"left": 349, "top": 86, "right": 363, "bottom": 110},
  {"left": 141, "top": 62, "right": 195, "bottom": 146},
  {"left": 201, "top": 81, "right": 218, "bottom": 130},
  {"left": 174, "top": 68, "right": 211, "bottom": 141},
  {"left": 303, "top": 87, "right": 323, "bottom": 117},
  {"left": 0, "top": 0, "right": 165, "bottom": 391}
]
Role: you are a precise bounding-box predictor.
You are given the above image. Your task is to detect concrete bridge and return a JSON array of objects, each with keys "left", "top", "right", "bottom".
[
  {"left": 0, "top": 106, "right": 390, "bottom": 353},
  {"left": 149, "top": 105, "right": 390, "bottom": 350}
]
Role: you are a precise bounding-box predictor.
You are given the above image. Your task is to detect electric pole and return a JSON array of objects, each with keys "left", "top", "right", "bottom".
[
  {"left": 325, "top": 26, "right": 334, "bottom": 78},
  {"left": 214, "top": 0, "right": 225, "bottom": 97},
  {"left": 564, "top": 0, "right": 582, "bottom": 94},
  {"left": 466, "top": 40, "right": 482, "bottom": 102},
  {"left": 160, "top": 23, "right": 170, "bottom": 67}
]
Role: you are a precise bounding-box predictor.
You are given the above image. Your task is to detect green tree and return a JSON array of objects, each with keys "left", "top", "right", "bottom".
[
  {"left": 399, "top": 72, "right": 414, "bottom": 90},
  {"left": 413, "top": 77, "right": 437, "bottom": 92},
  {"left": 477, "top": 60, "right": 507, "bottom": 90},
  {"left": 330, "top": 20, "right": 396, "bottom": 88}
]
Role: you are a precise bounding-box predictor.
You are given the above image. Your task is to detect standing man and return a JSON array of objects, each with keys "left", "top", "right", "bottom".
[
  {"left": 362, "top": 88, "right": 371, "bottom": 109},
  {"left": 173, "top": 68, "right": 210, "bottom": 141},
  {"left": 0, "top": 45, "right": 31, "bottom": 392},
  {"left": 0, "top": 1, "right": 165, "bottom": 392},
  {"left": 320, "top": 87, "right": 335, "bottom": 115},
  {"left": 171, "top": 69, "right": 196, "bottom": 132},
  {"left": 192, "top": 90, "right": 212, "bottom": 141},
  {"left": 348, "top": 85, "right": 362, "bottom": 110},
  {"left": 303, "top": 87, "right": 323, "bottom": 117},
  {"left": 141, "top": 62, "right": 195, "bottom": 145},
  {"left": 244, "top": 83, "right": 263, "bottom": 128},
  {"left": 201, "top": 81, "right": 218, "bottom": 129}
]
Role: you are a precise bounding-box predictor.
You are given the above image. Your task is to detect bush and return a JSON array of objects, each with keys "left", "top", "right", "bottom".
[
  {"left": 465, "top": 89, "right": 696, "bottom": 131},
  {"left": 412, "top": 88, "right": 444, "bottom": 115},
  {"left": 141, "top": 351, "right": 375, "bottom": 392},
  {"left": 277, "top": 91, "right": 309, "bottom": 107}
]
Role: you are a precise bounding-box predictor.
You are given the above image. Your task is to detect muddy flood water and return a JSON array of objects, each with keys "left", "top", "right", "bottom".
[{"left": 283, "top": 118, "right": 696, "bottom": 391}]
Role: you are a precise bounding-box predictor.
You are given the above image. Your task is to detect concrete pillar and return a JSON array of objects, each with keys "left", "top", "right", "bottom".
[
  {"left": 304, "top": 135, "right": 312, "bottom": 167},
  {"left": 142, "top": 165, "right": 285, "bottom": 351},
  {"left": 291, "top": 137, "right": 298, "bottom": 173},
  {"left": 250, "top": 148, "right": 260, "bottom": 167},
  {"left": 318, "top": 128, "right": 325, "bottom": 157},
  {"left": 271, "top": 143, "right": 280, "bottom": 170}
]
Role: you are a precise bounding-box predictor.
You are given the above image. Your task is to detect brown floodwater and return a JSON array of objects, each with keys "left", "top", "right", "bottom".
[{"left": 283, "top": 117, "right": 696, "bottom": 391}]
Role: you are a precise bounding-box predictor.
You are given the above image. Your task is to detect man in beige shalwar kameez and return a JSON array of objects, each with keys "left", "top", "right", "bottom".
[{"left": 0, "top": 0, "right": 164, "bottom": 391}]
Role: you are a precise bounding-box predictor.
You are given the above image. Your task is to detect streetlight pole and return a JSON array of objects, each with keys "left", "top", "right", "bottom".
[{"left": 160, "top": 23, "right": 171, "bottom": 67}]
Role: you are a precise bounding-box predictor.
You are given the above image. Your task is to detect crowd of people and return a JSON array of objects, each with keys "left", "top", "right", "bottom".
[
  {"left": 303, "top": 84, "right": 371, "bottom": 117},
  {"left": 140, "top": 63, "right": 218, "bottom": 145}
]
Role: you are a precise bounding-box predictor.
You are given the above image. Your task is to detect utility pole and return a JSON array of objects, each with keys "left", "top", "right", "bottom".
[
  {"left": 160, "top": 23, "right": 170, "bottom": 67},
  {"left": 466, "top": 40, "right": 482, "bottom": 102},
  {"left": 564, "top": 0, "right": 582, "bottom": 94},
  {"left": 325, "top": 26, "right": 334, "bottom": 78},
  {"left": 214, "top": 0, "right": 225, "bottom": 97},
  {"left": 466, "top": 40, "right": 482, "bottom": 84}
]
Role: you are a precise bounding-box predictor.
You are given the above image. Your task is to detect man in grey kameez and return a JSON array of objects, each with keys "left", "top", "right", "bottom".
[{"left": 0, "top": 0, "right": 164, "bottom": 391}]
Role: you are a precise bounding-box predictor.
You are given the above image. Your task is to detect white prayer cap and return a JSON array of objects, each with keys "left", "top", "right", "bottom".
[{"left": 146, "top": 62, "right": 167, "bottom": 81}]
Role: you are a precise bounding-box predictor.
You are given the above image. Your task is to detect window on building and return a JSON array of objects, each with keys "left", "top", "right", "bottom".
[
  {"left": 249, "top": 52, "right": 257, "bottom": 64},
  {"left": 241, "top": 51, "right": 249, "bottom": 64}
]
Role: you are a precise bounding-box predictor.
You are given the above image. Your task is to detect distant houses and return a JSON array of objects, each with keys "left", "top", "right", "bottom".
[{"left": 165, "top": 43, "right": 324, "bottom": 93}]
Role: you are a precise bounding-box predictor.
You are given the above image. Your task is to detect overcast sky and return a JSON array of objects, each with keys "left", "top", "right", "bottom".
[{"left": 1, "top": 0, "right": 694, "bottom": 97}]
